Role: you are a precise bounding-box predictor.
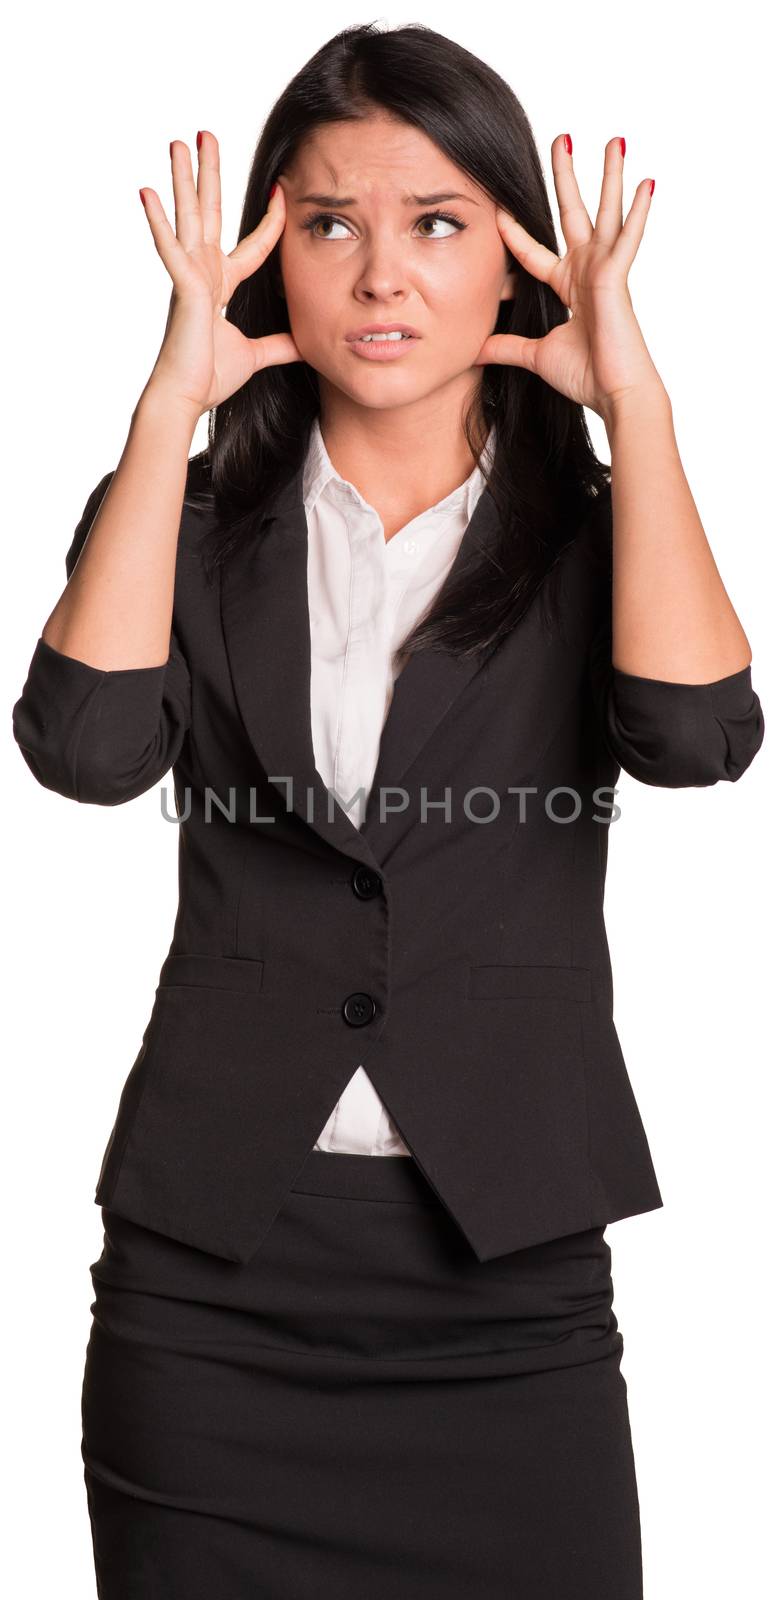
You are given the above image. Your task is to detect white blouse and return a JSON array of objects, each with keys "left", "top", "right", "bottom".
[{"left": 304, "top": 415, "right": 497, "bottom": 1156}]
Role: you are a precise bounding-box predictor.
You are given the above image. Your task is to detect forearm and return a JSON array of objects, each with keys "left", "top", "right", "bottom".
[
  {"left": 42, "top": 381, "right": 200, "bottom": 670},
  {"left": 600, "top": 382, "right": 753, "bottom": 683}
]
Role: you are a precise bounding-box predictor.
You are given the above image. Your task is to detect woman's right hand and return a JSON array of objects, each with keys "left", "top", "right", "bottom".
[{"left": 139, "top": 130, "right": 301, "bottom": 420}]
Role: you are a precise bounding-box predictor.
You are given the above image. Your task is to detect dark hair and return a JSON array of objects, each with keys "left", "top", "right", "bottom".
[{"left": 192, "top": 20, "right": 611, "bottom": 664}]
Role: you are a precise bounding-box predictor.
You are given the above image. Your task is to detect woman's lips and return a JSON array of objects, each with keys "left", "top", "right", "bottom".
[{"left": 346, "top": 335, "right": 421, "bottom": 362}]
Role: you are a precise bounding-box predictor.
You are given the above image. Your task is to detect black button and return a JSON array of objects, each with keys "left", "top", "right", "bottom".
[
  {"left": 351, "top": 865, "right": 383, "bottom": 900},
  {"left": 342, "top": 992, "right": 377, "bottom": 1027}
]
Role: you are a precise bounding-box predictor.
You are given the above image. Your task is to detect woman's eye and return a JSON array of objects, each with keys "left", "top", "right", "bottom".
[
  {"left": 301, "top": 210, "right": 466, "bottom": 240},
  {"left": 415, "top": 213, "right": 465, "bottom": 238},
  {"left": 304, "top": 215, "right": 352, "bottom": 240}
]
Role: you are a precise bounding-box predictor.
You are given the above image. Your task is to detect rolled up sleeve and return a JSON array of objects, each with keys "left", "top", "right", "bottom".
[
  {"left": 572, "top": 482, "right": 765, "bottom": 788},
  {"left": 590, "top": 617, "right": 765, "bottom": 787},
  {"left": 11, "top": 472, "right": 192, "bottom": 805}
]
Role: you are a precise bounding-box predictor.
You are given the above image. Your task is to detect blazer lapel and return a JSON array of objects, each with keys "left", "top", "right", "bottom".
[{"left": 220, "top": 457, "right": 502, "bottom": 867}]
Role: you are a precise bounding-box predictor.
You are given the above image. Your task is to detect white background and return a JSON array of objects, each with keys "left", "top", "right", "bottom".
[{"left": 3, "top": 3, "right": 770, "bottom": 1595}]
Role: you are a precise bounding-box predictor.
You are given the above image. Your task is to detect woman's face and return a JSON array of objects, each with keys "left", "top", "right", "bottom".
[{"left": 276, "top": 114, "right": 516, "bottom": 413}]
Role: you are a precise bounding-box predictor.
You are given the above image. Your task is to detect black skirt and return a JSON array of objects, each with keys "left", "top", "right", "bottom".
[{"left": 81, "top": 1150, "right": 643, "bottom": 1598}]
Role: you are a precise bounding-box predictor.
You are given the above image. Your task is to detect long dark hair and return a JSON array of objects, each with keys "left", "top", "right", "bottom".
[{"left": 191, "top": 20, "right": 611, "bottom": 663}]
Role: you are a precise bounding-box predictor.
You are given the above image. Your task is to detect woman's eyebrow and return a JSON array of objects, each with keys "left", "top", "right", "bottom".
[{"left": 294, "top": 190, "right": 479, "bottom": 207}]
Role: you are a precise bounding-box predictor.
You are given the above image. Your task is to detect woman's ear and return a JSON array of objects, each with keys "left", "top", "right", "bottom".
[{"left": 500, "top": 256, "right": 518, "bottom": 302}]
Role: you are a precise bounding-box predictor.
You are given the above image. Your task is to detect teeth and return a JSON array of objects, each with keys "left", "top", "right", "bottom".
[{"left": 359, "top": 331, "right": 409, "bottom": 342}]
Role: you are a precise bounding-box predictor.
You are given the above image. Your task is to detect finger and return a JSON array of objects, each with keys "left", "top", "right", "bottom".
[
  {"left": 593, "top": 136, "right": 625, "bottom": 246},
  {"left": 473, "top": 332, "right": 543, "bottom": 372},
  {"left": 228, "top": 181, "right": 287, "bottom": 287},
  {"left": 169, "top": 139, "right": 202, "bottom": 252},
  {"left": 610, "top": 177, "right": 654, "bottom": 276},
  {"left": 196, "top": 129, "right": 222, "bottom": 248},
  {"left": 495, "top": 207, "right": 560, "bottom": 288},
  {"left": 248, "top": 330, "right": 303, "bottom": 372},
  {"left": 139, "top": 187, "right": 194, "bottom": 286},
  {"left": 550, "top": 132, "right": 593, "bottom": 250}
]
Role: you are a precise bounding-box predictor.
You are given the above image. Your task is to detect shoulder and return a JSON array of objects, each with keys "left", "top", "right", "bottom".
[
  {"left": 565, "top": 481, "right": 612, "bottom": 576},
  {"left": 535, "top": 482, "right": 612, "bottom": 654},
  {"left": 183, "top": 448, "right": 214, "bottom": 508},
  {"left": 551, "top": 480, "right": 612, "bottom": 591}
]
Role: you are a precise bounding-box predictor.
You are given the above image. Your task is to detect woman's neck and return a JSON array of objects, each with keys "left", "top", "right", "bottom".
[{"left": 318, "top": 384, "right": 487, "bottom": 533}]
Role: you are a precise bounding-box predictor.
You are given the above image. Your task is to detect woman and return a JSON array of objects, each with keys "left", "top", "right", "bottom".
[{"left": 12, "top": 21, "right": 764, "bottom": 1600}]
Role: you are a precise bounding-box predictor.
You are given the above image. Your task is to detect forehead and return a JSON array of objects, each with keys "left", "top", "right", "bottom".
[{"left": 286, "top": 117, "right": 477, "bottom": 200}]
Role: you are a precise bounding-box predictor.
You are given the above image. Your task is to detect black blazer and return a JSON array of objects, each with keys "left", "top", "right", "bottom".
[{"left": 12, "top": 463, "right": 765, "bottom": 1264}]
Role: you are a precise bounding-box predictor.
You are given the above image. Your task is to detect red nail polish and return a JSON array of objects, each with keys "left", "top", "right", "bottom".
[
  {"left": 269, "top": 182, "right": 278, "bottom": 200},
  {"left": 169, "top": 141, "right": 174, "bottom": 160},
  {"left": 649, "top": 179, "right": 655, "bottom": 196},
  {"left": 139, "top": 189, "right": 146, "bottom": 206},
  {"left": 564, "top": 133, "right": 572, "bottom": 155},
  {"left": 196, "top": 131, "right": 202, "bottom": 150},
  {"left": 619, "top": 136, "right": 626, "bottom": 158}
]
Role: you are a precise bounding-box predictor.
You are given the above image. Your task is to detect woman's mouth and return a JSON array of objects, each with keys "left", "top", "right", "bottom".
[{"left": 347, "top": 332, "right": 420, "bottom": 362}]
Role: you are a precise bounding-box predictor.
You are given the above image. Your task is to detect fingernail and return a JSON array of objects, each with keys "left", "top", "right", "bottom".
[
  {"left": 649, "top": 179, "right": 655, "bottom": 196},
  {"left": 564, "top": 133, "right": 572, "bottom": 155},
  {"left": 269, "top": 182, "right": 278, "bottom": 201},
  {"left": 196, "top": 131, "right": 202, "bottom": 151},
  {"left": 169, "top": 140, "right": 174, "bottom": 160},
  {"left": 139, "top": 189, "right": 146, "bottom": 207},
  {"left": 619, "top": 137, "right": 626, "bottom": 158}
]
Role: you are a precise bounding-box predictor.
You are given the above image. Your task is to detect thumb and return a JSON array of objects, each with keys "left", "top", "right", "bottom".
[
  {"left": 248, "top": 330, "right": 304, "bottom": 372},
  {"left": 474, "top": 332, "right": 542, "bottom": 371}
]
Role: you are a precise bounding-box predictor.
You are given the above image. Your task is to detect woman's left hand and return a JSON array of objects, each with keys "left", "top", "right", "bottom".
[{"left": 474, "top": 135, "right": 666, "bottom": 424}]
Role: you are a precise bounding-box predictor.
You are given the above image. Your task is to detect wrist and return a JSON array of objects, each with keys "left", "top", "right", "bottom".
[
  {"left": 598, "top": 377, "right": 672, "bottom": 437},
  {"left": 136, "top": 378, "right": 203, "bottom": 434}
]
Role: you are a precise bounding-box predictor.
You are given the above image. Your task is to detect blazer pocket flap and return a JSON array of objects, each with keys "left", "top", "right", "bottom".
[
  {"left": 469, "top": 964, "right": 591, "bottom": 1002},
  {"left": 158, "top": 953, "right": 265, "bottom": 993}
]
